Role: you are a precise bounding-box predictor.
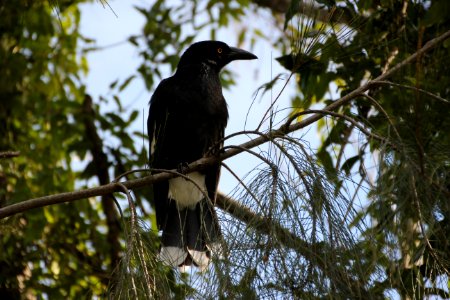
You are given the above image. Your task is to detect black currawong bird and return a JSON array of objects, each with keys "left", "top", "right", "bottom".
[{"left": 148, "top": 41, "right": 257, "bottom": 271}]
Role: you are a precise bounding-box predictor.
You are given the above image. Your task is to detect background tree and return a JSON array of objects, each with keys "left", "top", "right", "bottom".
[{"left": 0, "top": 0, "right": 449, "bottom": 299}]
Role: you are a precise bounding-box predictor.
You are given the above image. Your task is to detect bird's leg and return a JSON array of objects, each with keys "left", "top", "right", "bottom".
[{"left": 176, "top": 162, "right": 190, "bottom": 175}]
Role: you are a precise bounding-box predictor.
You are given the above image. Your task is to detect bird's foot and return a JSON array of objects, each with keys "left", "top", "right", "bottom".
[{"left": 177, "top": 162, "right": 190, "bottom": 175}]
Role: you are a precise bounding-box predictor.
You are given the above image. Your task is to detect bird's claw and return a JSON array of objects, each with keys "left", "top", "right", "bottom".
[{"left": 177, "top": 162, "right": 190, "bottom": 175}]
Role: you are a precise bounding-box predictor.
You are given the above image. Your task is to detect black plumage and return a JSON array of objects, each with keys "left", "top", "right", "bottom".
[{"left": 147, "top": 41, "right": 257, "bottom": 270}]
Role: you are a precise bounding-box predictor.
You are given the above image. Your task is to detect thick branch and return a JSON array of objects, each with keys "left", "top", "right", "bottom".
[
  {"left": 0, "top": 29, "right": 449, "bottom": 220},
  {"left": 82, "top": 94, "right": 121, "bottom": 270},
  {"left": 215, "top": 192, "right": 368, "bottom": 296},
  {"left": 216, "top": 193, "right": 310, "bottom": 251}
]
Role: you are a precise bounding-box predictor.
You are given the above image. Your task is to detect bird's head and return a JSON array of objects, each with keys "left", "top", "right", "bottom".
[{"left": 177, "top": 40, "right": 257, "bottom": 72}]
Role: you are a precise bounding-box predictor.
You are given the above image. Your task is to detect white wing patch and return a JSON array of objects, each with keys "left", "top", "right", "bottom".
[
  {"left": 150, "top": 127, "right": 156, "bottom": 155},
  {"left": 168, "top": 172, "right": 206, "bottom": 208}
]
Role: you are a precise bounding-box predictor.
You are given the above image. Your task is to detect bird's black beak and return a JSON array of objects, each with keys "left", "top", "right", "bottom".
[{"left": 228, "top": 47, "right": 258, "bottom": 61}]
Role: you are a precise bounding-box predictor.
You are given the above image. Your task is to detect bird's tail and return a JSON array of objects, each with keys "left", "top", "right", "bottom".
[{"left": 158, "top": 198, "right": 222, "bottom": 271}]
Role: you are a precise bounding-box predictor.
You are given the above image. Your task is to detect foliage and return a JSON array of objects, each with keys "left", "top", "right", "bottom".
[
  {"left": 0, "top": 1, "right": 99, "bottom": 298},
  {"left": 0, "top": 0, "right": 449, "bottom": 299},
  {"left": 275, "top": 0, "right": 450, "bottom": 298},
  {"left": 0, "top": 0, "right": 147, "bottom": 298}
]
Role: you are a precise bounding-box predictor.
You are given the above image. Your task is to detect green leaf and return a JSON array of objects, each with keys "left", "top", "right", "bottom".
[
  {"left": 317, "top": 148, "right": 337, "bottom": 180},
  {"left": 109, "top": 79, "right": 118, "bottom": 89},
  {"left": 341, "top": 155, "right": 359, "bottom": 175},
  {"left": 105, "top": 112, "right": 126, "bottom": 127},
  {"left": 284, "top": 0, "right": 300, "bottom": 30},
  {"left": 128, "top": 110, "right": 139, "bottom": 124},
  {"left": 118, "top": 75, "right": 136, "bottom": 92}
]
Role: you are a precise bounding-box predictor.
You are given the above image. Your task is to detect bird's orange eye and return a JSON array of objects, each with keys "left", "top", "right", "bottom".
[{"left": 217, "top": 48, "right": 223, "bottom": 54}]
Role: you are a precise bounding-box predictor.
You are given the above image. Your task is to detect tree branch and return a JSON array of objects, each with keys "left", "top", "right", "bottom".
[
  {"left": 0, "top": 151, "right": 20, "bottom": 159},
  {"left": 82, "top": 94, "right": 121, "bottom": 270},
  {"left": 0, "top": 29, "right": 449, "bottom": 220},
  {"left": 215, "top": 192, "right": 369, "bottom": 296},
  {"left": 215, "top": 192, "right": 310, "bottom": 251}
]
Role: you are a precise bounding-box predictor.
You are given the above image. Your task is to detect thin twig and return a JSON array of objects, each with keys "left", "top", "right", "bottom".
[
  {"left": 285, "top": 109, "right": 396, "bottom": 149},
  {"left": 361, "top": 93, "right": 402, "bottom": 142},
  {"left": 410, "top": 174, "right": 450, "bottom": 275},
  {"left": 221, "top": 163, "right": 264, "bottom": 212},
  {"left": 371, "top": 80, "right": 450, "bottom": 104}
]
